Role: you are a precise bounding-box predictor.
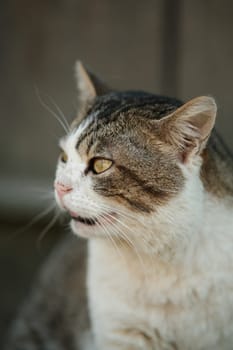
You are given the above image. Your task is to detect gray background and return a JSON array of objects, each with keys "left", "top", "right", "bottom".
[{"left": 1, "top": 0, "right": 233, "bottom": 345}]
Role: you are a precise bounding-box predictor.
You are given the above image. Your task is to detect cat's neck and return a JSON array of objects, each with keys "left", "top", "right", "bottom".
[
  {"left": 159, "top": 187, "right": 233, "bottom": 268},
  {"left": 88, "top": 185, "right": 233, "bottom": 273},
  {"left": 88, "top": 132, "right": 233, "bottom": 270}
]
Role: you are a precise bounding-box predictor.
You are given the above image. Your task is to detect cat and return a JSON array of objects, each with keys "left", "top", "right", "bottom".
[{"left": 4, "top": 61, "right": 233, "bottom": 350}]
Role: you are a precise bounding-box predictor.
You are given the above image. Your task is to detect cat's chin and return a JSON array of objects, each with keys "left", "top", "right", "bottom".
[
  {"left": 70, "top": 218, "right": 101, "bottom": 238},
  {"left": 69, "top": 211, "right": 118, "bottom": 238},
  {"left": 70, "top": 212, "right": 117, "bottom": 238}
]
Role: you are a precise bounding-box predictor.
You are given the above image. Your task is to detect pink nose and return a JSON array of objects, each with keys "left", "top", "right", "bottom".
[{"left": 55, "top": 182, "right": 73, "bottom": 200}]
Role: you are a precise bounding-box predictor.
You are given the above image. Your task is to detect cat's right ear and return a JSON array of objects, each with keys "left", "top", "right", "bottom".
[{"left": 74, "top": 61, "right": 110, "bottom": 104}]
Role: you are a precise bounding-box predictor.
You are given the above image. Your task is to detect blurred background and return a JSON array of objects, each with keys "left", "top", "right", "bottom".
[{"left": 1, "top": 0, "right": 233, "bottom": 345}]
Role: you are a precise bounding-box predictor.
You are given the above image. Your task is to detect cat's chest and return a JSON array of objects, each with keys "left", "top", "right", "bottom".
[
  {"left": 88, "top": 240, "right": 233, "bottom": 349},
  {"left": 88, "top": 239, "right": 203, "bottom": 303},
  {"left": 88, "top": 240, "right": 205, "bottom": 326}
]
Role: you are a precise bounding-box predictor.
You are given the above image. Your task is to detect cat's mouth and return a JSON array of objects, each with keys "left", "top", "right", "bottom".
[
  {"left": 71, "top": 215, "right": 98, "bottom": 226},
  {"left": 70, "top": 211, "right": 117, "bottom": 228},
  {"left": 69, "top": 211, "right": 118, "bottom": 237}
]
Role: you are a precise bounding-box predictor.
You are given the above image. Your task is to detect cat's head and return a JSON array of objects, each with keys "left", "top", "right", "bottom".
[{"left": 54, "top": 62, "right": 216, "bottom": 255}]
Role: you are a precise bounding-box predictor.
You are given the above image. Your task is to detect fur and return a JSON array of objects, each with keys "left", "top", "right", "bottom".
[{"left": 5, "top": 62, "right": 233, "bottom": 350}]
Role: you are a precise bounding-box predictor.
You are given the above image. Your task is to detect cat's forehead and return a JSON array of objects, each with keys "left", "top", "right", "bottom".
[
  {"left": 61, "top": 113, "right": 96, "bottom": 150},
  {"left": 87, "top": 91, "right": 182, "bottom": 121},
  {"left": 62, "top": 91, "right": 182, "bottom": 154}
]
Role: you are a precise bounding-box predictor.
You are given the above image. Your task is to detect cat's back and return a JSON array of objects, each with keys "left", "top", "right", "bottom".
[
  {"left": 4, "top": 235, "right": 89, "bottom": 350},
  {"left": 201, "top": 130, "right": 233, "bottom": 199}
]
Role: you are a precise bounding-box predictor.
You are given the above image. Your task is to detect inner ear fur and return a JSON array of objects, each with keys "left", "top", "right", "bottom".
[
  {"left": 74, "top": 61, "right": 110, "bottom": 103},
  {"left": 72, "top": 61, "right": 111, "bottom": 128},
  {"left": 159, "top": 96, "right": 217, "bottom": 160}
]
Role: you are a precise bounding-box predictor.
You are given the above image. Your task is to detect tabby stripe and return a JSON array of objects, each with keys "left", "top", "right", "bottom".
[
  {"left": 76, "top": 117, "right": 103, "bottom": 151},
  {"left": 86, "top": 132, "right": 96, "bottom": 155},
  {"left": 94, "top": 185, "right": 152, "bottom": 212},
  {"left": 119, "top": 195, "right": 152, "bottom": 213},
  {"left": 116, "top": 165, "right": 169, "bottom": 199},
  {"left": 75, "top": 96, "right": 180, "bottom": 151},
  {"left": 75, "top": 104, "right": 150, "bottom": 151},
  {"left": 210, "top": 129, "right": 233, "bottom": 161},
  {"left": 104, "top": 192, "right": 152, "bottom": 213}
]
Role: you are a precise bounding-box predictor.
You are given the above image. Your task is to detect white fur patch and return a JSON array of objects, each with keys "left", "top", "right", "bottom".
[{"left": 55, "top": 113, "right": 117, "bottom": 238}]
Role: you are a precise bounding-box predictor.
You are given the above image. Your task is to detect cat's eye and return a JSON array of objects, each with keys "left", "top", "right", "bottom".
[
  {"left": 92, "top": 158, "right": 113, "bottom": 174},
  {"left": 60, "top": 151, "right": 68, "bottom": 163}
]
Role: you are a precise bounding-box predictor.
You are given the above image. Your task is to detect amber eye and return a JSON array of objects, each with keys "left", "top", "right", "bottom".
[
  {"left": 60, "top": 151, "right": 68, "bottom": 163},
  {"left": 92, "top": 158, "right": 113, "bottom": 174}
]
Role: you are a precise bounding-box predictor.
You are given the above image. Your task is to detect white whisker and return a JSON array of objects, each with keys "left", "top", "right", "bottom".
[
  {"left": 98, "top": 202, "right": 139, "bottom": 222},
  {"left": 46, "top": 95, "right": 71, "bottom": 133},
  {"left": 10, "top": 202, "right": 56, "bottom": 240},
  {"left": 96, "top": 217, "right": 125, "bottom": 262},
  {"left": 35, "top": 86, "right": 70, "bottom": 135},
  {"left": 102, "top": 213, "right": 146, "bottom": 272},
  {"left": 37, "top": 210, "right": 60, "bottom": 246}
]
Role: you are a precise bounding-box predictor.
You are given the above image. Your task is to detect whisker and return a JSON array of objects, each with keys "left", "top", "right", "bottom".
[
  {"left": 98, "top": 216, "right": 126, "bottom": 263},
  {"left": 101, "top": 215, "right": 132, "bottom": 248},
  {"left": 35, "top": 86, "right": 70, "bottom": 135},
  {"left": 61, "top": 200, "right": 148, "bottom": 273},
  {"left": 98, "top": 202, "right": 139, "bottom": 221},
  {"left": 46, "top": 95, "right": 71, "bottom": 133},
  {"left": 89, "top": 202, "right": 145, "bottom": 267},
  {"left": 9, "top": 202, "right": 56, "bottom": 240},
  {"left": 37, "top": 210, "right": 60, "bottom": 247},
  {"left": 66, "top": 204, "right": 122, "bottom": 258},
  {"left": 25, "top": 188, "right": 55, "bottom": 201},
  {"left": 83, "top": 201, "right": 140, "bottom": 237},
  {"left": 102, "top": 214, "right": 146, "bottom": 272},
  {"left": 101, "top": 208, "right": 137, "bottom": 236}
]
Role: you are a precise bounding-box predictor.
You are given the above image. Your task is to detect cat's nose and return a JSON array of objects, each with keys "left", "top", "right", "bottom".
[{"left": 55, "top": 181, "right": 73, "bottom": 199}]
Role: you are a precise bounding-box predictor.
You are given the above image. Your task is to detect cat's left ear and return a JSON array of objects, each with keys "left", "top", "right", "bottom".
[
  {"left": 159, "top": 96, "right": 217, "bottom": 162},
  {"left": 74, "top": 61, "right": 110, "bottom": 104}
]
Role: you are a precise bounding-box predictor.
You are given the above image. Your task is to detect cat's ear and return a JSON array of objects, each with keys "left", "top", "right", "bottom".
[
  {"left": 74, "top": 61, "right": 110, "bottom": 103},
  {"left": 159, "top": 96, "right": 217, "bottom": 162}
]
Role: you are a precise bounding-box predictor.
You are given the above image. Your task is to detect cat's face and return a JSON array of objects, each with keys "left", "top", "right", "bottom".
[
  {"left": 54, "top": 62, "right": 217, "bottom": 254},
  {"left": 55, "top": 103, "right": 182, "bottom": 238}
]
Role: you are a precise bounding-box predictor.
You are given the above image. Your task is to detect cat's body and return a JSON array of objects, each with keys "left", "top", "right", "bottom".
[
  {"left": 88, "top": 197, "right": 233, "bottom": 350},
  {"left": 4, "top": 236, "right": 89, "bottom": 350},
  {"left": 5, "top": 62, "right": 233, "bottom": 350}
]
